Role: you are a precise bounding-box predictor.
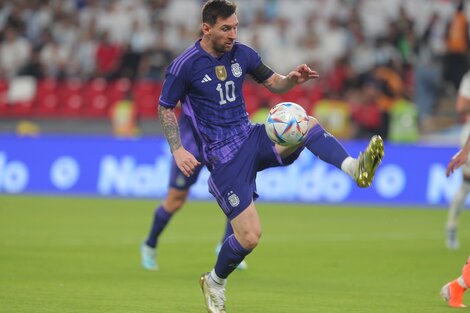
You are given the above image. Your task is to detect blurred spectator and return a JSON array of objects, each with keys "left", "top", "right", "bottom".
[
  {"left": 23, "top": 0, "right": 53, "bottom": 48},
  {"left": 388, "top": 97, "right": 419, "bottom": 142},
  {"left": 5, "top": 2, "right": 26, "bottom": 35},
  {"left": 313, "top": 94, "right": 352, "bottom": 139},
  {"left": 51, "top": 11, "right": 79, "bottom": 52},
  {"left": 138, "top": 22, "right": 173, "bottom": 80},
  {"left": 116, "top": 44, "right": 141, "bottom": 81},
  {"left": 95, "top": 31, "right": 122, "bottom": 79},
  {"left": 69, "top": 30, "right": 97, "bottom": 80},
  {"left": 18, "top": 47, "right": 44, "bottom": 80},
  {"left": 443, "top": 0, "right": 470, "bottom": 90},
  {"left": 39, "top": 30, "right": 69, "bottom": 80},
  {"left": 110, "top": 92, "right": 139, "bottom": 137},
  {"left": 414, "top": 12, "right": 445, "bottom": 129},
  {"left": 0, "top": 27, "right": 31, "bottom": 78},
  {"left": 350, "top": 80, "right": 387, "bottom": 139}
]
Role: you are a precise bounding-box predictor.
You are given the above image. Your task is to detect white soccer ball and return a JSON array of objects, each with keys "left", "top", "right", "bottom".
[{"left": 265, "top": 102, "right": 309, "bottom": 146}]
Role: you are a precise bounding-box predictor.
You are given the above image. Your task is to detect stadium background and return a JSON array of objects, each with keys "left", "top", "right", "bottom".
[{"left": 0, "top": 0, "right": 468, "bottom": 204}]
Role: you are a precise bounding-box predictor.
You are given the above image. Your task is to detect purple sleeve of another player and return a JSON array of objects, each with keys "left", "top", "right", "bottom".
[{"left": 159, "top": 73, "right": 187, "bottom": 108}]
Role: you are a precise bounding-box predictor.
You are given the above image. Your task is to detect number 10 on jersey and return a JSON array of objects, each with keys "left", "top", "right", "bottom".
[{"left": 216, "top": 81, "right": 236, "bottom": 105}]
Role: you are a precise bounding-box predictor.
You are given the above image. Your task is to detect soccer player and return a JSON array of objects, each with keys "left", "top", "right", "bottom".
[
  {"left": 445, "top": 70, "right": 470, "bottom": 250},
  {"left": 158, "top": 1, "right": 384, "bottom": 312},
  {"left": 140, "top": 113, "right": 247, "bottom": 271},
  {"left": 441, "top": 134, "right": 470, "bottom": 307}
]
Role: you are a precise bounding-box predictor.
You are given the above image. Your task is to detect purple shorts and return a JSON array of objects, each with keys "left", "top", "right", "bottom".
[
  {"left": 208, "top": 124, "right": 303, "bottom": 220},
  {"left": 169, "top": 114, "right": 204, "bottom": 190}
]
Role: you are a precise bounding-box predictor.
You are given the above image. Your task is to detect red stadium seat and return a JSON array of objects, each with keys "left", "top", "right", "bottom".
[
  {"left": 9, "top": 77, "right": 36, "bottom": 117},
  {"left": 133, "top": 81, "right": 161, "bottom": 118},
  {"left": 35, "top": 79, "right": 60, "bottom": 117},
  {"left": 83, "top": 78, "right": 111, "bottom": 117},
  {"left": 0, "top": 81, "right": 9, "bottom": 116},
  {"left": 60, "top": 79, "right": 84, "bottom": 117},
  {"left": 108, "top": 78, "right": 131, "bottom": 107},
  {"left": 10, "top": 99, "right": 35, "bottom": 117}
]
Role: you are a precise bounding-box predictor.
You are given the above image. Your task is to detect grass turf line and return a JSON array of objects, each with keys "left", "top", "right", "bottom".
[{"left": 0, "top": 195, "right": 468, "bottom": 313}]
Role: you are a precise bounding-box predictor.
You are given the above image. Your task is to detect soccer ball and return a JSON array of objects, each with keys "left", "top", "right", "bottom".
[{"left": 265, "top": 102, "right": 309, "bottom": 146}]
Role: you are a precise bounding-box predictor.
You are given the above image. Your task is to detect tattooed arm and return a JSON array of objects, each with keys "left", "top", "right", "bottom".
[
  {"left": 159, "top": 105, "right": 182, "bottom": 152},
  {"left": 159, "top": 105, "right": 201, "bottom": 177}
]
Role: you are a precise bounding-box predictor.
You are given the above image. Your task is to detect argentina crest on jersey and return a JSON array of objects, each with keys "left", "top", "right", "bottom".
[
  {"left": 227, "top": 191, "right": 240, "bottom": 207},
  {"left": 231, "top": 63, "right": 242, "bottom": 77},
  {"left": 215, "top": 65, "right": 227, "bottom": 81}
]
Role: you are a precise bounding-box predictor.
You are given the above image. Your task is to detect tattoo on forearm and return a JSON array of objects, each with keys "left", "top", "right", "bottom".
[{"left": 159, "top": 106, "right": 181, "bottom": 152}]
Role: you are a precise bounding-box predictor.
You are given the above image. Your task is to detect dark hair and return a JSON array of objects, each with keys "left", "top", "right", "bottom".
[{"left": 202, "top": 0, "right": 237, "bottom": 25}]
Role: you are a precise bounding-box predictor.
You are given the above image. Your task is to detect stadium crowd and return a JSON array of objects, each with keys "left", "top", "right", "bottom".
[{"left": 0, "top": 0, "right": 469, "bottom": 140}]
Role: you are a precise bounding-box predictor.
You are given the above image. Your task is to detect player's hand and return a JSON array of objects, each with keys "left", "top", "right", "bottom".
[
  {"left": 287, "top": 64, "right": 319, "bottom": 84},
  {"left": 446, "top": 149, "right": 469, "bottom": 177},
  {"left": 173, "top": 146, "right": 201, "bottom": 177}
]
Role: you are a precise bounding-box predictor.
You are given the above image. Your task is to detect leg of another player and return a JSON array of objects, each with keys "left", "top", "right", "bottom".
[
  {"left": 200, "top": 202, "right": 259, "bottom": 312},
  {"left": 441, "top": 256, "right": 470, "bottom": 308},
  {"left": 141, "top": 187, "right": 189, "bottom": 270},
  {"left": 446, "top": 176, "right": 470, "bottom": 250}
]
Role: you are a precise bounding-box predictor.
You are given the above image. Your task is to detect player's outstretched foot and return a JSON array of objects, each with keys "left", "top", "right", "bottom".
[
  {"left": 441, "top": 280, "right": 467, "bottom": 308},
  {"left": 354, "top": 135, "right": 384, "bottom": 188},
  {"left": 140, "top": 242, "right": 158, "bottom": 271},
  {"left": 199, "top": 273, "right": 227, "bottom": 313},
  {"left": 215, "top": 243, "right": 248, "bottom": 270}
]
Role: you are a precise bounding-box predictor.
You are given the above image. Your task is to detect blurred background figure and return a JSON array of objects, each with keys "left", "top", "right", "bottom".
[
  {"left": 446, "top": 69, "right": 470, "bottom": 250},
  {"left": 443, "top": 0, "right": 469, "bottom": 91}
]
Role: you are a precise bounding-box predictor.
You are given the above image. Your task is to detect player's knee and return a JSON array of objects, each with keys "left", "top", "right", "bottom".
[
  {"left": 163, "top": 197, "right": 186, "bottom": 213},
  {"left": 239, "top": 230, "right": 261, "bottom": 250}
]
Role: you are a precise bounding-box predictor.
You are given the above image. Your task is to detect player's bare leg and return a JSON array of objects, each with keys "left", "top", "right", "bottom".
[{"left": 446, "top": 177, "right": 470, "bottom": 250}]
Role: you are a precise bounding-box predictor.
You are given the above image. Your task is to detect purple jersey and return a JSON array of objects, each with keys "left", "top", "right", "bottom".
[{"left": 159, "top": 40, "right": 272, "bottom": 170}]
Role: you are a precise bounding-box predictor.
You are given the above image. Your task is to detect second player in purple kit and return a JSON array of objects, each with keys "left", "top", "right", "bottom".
[{"left": 141, "top": 114, "right": 247, "bottom": 271}]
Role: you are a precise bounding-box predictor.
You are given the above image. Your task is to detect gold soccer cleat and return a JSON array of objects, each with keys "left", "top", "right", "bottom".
[
  {"left": 199, "top": 273, "right": 227, "bottom": 313},
  {"left": 355, "top": 135, "right": 384, "bottom": 188}
]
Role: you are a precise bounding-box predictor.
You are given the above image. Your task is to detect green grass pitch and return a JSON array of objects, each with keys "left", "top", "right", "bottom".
[{"left": 1, "top": 195, "right": 469, "bottom": 313}]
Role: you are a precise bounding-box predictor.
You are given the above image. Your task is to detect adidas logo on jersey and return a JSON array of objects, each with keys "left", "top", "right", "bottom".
[{"left": 201, "top": 74, "right": 212, "bottom": 83}]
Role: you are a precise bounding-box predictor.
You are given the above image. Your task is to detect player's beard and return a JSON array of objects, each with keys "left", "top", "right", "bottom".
[{"left": 214, "top": 40, "right": 234, "bottom": 54}]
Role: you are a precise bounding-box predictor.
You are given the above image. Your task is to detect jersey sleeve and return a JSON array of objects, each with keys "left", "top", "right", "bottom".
[
  {"left": 242, "top": 44, "right": 274, "bottom": 82},
  {"left": 159, "top": 72, "right": 188, "bottom": 108},
  {"left": 459, "top": 71, "right": 470, "bottom": 99}
]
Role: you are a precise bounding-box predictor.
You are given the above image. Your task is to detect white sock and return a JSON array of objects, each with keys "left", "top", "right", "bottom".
[
  {"left": 208, "top": 269, "right": 226, "bottom": 288},
  {"left": 457, "top": 276, "right": 468, "bottom": 289},
  {"left": 341, "top": 156, "right": 357, "bottom": 178}
]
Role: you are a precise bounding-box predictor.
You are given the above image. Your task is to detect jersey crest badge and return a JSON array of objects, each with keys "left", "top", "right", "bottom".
[
  {"left": 228, "top": 191, "right": 240, "bottom": 207},
  {"left": 176, "top": 174, "right": 186, "bottom": 187},
  {"left": 215, "top": 65, "right": 227, "bottom": 81},
  {"left": 231, "top": 63, "right": 242, "bottom": 77}
]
